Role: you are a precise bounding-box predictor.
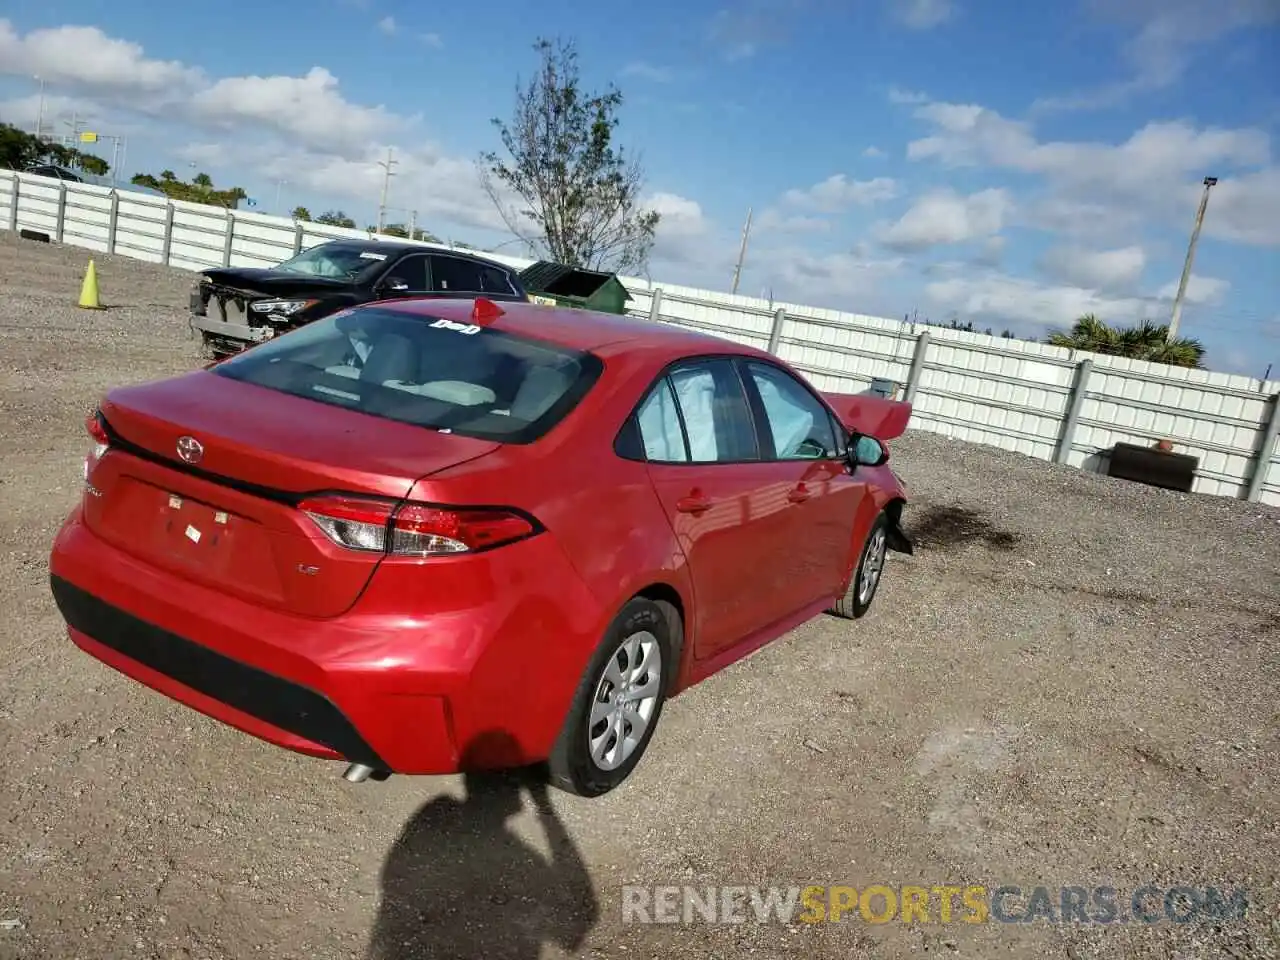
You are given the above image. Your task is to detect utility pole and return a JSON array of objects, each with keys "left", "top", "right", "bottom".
[
  {"left": 33, "top": 75, "right": 46, "bottom": 138},
  {"left": 1168, "top": 175, "right": 1218, "bottom": 341},
  {"left": 730, "top": 206, "right": 752, "bottom": 295},
  {"left": 376, "top": 148, "right": 397, "bottom": 234},
  {"left": 274, "top": 178, "right": 288, "bottom": 213}
]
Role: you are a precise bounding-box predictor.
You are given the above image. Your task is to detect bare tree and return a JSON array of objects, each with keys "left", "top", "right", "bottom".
[{"left": 480, "top": 37, "right": 660, "bottom": 275}]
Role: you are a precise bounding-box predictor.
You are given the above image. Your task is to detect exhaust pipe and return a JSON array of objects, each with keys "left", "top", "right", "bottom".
[{"left": 343, "top": 763, "right": 375, "bottom": 783}]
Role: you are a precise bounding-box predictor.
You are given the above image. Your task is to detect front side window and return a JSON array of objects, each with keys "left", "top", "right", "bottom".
[
  {"left": 381, "top": 254, "right": 429, "bottom": 292},
  {"left": 745, "top": 361, "right": 838, "bottom": 460},
  {"left": 276, "top": 243, "right": 389, "bottom": 281},
  {"left": 212, "top": 306, "right": 602, "bottom": 443}
]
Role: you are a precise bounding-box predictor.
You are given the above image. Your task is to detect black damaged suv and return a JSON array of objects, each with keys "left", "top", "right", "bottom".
[{"left": 189, "top": 239, "right": 530, "bottom": 358}]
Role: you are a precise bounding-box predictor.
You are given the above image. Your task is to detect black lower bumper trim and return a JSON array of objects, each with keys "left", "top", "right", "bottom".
[{"left": 49, "top": 574, "right": 387, "bottom": 769}]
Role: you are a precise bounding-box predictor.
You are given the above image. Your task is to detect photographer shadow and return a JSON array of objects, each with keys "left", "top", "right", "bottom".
[{"left": 367, "top": 730, "right": 600, "bottom": 960}]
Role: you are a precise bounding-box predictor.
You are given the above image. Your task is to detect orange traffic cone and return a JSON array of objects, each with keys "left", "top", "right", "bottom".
[{"left": 78, "top": 260, "right": 103, "bottom": 310}]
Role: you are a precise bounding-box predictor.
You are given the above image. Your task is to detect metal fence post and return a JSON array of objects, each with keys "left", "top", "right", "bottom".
[
  {"left": 160, "top": 203, "right": 175, "bottom": 265},
  {"left": 54, "top": 183, "right": 67, "bottom": 244},
  {"left": 766, "top": 307, "right": 787, "bottom": 355},
  {"left": 106, "top": 190, "right": 120, "bottom": 255},
  {"left": 1055, "top": 358, "right": 1093, "bottom": 466},
  {"left": 293, "top": 220, "right": 304, "bottom": 256},
  {"left": 904, "top": 330, "right": 931, "bottom": 404},
  {"left": 1245, "top": 392, "right": 1280, "bottom": 503},
  {"left": 648, "top": 287, "right": 663, "bottom": 323},
  {"left": 222, "top": 210, "right": 235, "bottom": 267},
  {"left": 7, "top": 175, "right": 18, "bottom": 231}
]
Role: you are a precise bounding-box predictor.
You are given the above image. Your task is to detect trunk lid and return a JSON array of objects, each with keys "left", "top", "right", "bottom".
[
  {"left": 821, "top": 392, "right": 913, "bottom": 441},
  {"left": 86, "top": 371, "right": 500, "bottom": 618}
]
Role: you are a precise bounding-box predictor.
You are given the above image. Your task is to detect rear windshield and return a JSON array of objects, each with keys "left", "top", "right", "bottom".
[{"left": 212, "top": 306, "right": 603, "bottom": 443}]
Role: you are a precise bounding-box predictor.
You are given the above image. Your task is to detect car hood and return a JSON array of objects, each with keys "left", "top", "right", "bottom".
[{"left": 198, "top": 267, "right": 355, "bottom": 296}]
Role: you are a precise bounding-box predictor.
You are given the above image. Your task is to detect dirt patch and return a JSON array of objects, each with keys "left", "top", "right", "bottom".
[{"left": 908, "top": 503, "right": 1022, "bottom": 551}]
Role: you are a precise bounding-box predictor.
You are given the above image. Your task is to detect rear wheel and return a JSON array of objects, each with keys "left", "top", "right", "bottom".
[
  {"left": 547, "top": 597, "right": 673, "bottom": 797},
  {"left": 829, "top": 511, "right": 889, "bottom": 620}
]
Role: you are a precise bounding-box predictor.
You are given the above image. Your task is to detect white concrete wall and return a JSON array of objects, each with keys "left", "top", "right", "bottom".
[{"left": 3, "top": 170, "right": 1277, "bottom": 505}]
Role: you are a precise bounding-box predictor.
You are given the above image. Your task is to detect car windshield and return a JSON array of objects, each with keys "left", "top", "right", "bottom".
[
  {"left": 274, "top": 243, "right": 390, "bottom": 281},
  {"left": 211, "top": 307, "right": 603, "bottom": 443}
]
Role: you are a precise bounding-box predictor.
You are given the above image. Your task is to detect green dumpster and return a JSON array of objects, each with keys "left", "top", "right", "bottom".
[{"left": 516, "top": 261, "right": 633, "bottom": 315}]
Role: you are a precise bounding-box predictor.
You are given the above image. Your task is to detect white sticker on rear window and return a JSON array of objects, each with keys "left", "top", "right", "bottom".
[
  {"left": 430, "top": 318, "right": 481, "bottom": 335},
  {"left": 359, "top": 251, "right": 388, "bottom": 260}
]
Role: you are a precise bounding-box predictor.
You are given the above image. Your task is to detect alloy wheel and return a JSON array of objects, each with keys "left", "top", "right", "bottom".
[{"left": 587, "top": 630, "right": 663, "bottom": 771}]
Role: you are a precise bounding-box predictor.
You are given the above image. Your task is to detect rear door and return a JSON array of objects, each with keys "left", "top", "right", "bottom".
[
  {"left": 428, "top": 254, "right": 486, "bottom": 295},
  {"left": 738, "top": 359, "right": 866, "bottom": 608},
  {"left": 638, "top": 357, "right": 805, "bottom": 660}
]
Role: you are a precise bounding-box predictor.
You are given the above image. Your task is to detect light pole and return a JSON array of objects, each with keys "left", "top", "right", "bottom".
[
  {"left": 32, "top": 75, "right": 46, "bottom": 138},
  {"left": 1167, "top": 175, "right": 1218, "bottom": 341},
  {"left": 730, "top": 206, "right": 753, "bottom": 295},
  {"left": 376, "top": 148, "right": 397, "bottom": 233},
  {"left": 274, "top": 178, "right": 288, "bottom": 213}
]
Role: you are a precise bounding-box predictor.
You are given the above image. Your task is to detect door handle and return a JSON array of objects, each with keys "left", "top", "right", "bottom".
[
  {"left": 788, "top": 483, "right": 811, "bottom": 504},
  {"left": 676, "top": 493, "right": 714, "bottom": 514}
]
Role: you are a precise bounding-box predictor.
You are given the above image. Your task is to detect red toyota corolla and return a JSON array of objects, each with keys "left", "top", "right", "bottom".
[{"left": 49, "top": 297, "right": 913, "bottom": 797}]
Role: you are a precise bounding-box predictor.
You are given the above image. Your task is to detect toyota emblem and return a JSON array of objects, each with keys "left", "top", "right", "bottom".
[{"left": 176, "top": 435, "right": 204, "bottom": 464}]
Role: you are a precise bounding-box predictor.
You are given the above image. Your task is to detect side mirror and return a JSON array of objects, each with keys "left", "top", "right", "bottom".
[{"left": 850, "top": 434, "right": 889, "bottom": 467}]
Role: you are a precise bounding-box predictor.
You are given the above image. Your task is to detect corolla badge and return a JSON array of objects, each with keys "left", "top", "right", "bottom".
[{"left": 176, "top": 435, "right": 204, "bottom": 464}]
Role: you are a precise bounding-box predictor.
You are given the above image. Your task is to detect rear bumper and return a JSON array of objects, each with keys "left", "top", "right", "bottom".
[
  {"left": 49, "top": 508, "right": 605, "bottom": 774},
  {"left": 51, "top": 574, "right": 389, "bottom": 768}
]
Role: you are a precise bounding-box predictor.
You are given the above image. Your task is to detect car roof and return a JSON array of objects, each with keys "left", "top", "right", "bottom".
[
  {"left": 380, "top": 297, "right": 771, "bottom": 357},
  {"left": 317, "top": 238, "right": 516, "bottom": 269}
]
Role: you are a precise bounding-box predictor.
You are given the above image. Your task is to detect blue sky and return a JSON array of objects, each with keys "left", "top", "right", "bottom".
[{"left": 1, "top": 0, "right": 1277, "bottom": 375}]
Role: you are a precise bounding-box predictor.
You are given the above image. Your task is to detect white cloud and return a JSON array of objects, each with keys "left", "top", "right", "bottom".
[
  {"left": 862, "top": 146, "right": 885, "bottom": 158},
  {"left": 924, "top": 272, "right": 1165, "bottom": 333},
  {"left": 921, "top": 265, "right": 1232, "bottom": 337},
  {"left": 780, "top": 175, "right": 900, "bottom": 213},
  {"left": 621, "top": 62, "right": 674, "bottom": 83},
  {"left": 643, "top": 191, "right": 716, "bottom": 264},
  {"left": 1033, "top": 0, "right": 1280, "bottom": 113},
  {"left": 420, "top": 33, "right": 443, "bottom": 49},
  {"left": 376, "top": 16, "right": 397, "bottom": 36},
  {"left": 190, "top": 67, "right": 406, "bottom": 157},
  {"left": 759, "top": 247, "right": 906, "bottom": 305},
  {"left": 877, "top": 187, "right": 1012, "bottom": 250},
  {"left": 1040, "top": 245, "right": 1147, "bottom": 291},
  {"left": 899, "top": 92, "right": 1280, "bottom": 246},
  {"left": 0, "top": 21, "right": 201, "bottom": 98},
  {"left": 887, "top": 0, "right": 956, "bottom": 29},
  {"left": 1155, "top": 273, "right": 1231, "bottom": 305}
]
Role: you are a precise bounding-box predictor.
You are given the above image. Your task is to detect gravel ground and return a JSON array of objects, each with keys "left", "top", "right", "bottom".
[{"left": 1, "top": 231, "right": 1278, "bottom": 960}]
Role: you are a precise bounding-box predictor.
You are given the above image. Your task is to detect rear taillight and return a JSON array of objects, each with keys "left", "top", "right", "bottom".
[
  {"left": 84, "top": 412, "right": 109, "bottom": 480},
  {"left": 297, "top": 495, "right": 537, "bottom": 557}
]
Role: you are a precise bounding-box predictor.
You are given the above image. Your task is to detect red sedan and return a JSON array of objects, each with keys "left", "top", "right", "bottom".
[{"left": 49, "top": 297, "right": 913, "bottom": 797}]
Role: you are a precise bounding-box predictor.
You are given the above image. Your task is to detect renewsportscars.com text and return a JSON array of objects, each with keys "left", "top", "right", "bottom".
[{"left": 620, "top": 884, "right": 1250, "bottom": 925}]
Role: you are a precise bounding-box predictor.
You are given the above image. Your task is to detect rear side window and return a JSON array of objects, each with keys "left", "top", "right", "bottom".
[
  {"left": 430, "top": 255, "right": 484, "bottom": 293},
  {"left": 212, "top": 307, "right": 603, "bottom": 444},
  {"left": 480, "top": 265, "right": 517, "bottom": 294}
]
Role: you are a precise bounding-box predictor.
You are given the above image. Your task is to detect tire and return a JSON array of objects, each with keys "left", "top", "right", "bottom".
[
  {"left": 547, "top": 597, "right": 674, "bottom": 798},
  {"left": 829, "top": 510, "right": 890, "bottom": 620}
]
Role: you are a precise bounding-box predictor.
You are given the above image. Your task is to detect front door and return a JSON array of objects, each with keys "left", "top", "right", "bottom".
[{"left": 738, "top": 359, "right": 868, "bottom": 610}]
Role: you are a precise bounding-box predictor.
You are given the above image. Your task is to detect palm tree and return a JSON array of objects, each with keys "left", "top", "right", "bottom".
[{"left": 1046, "top": 315, "right": 1205, "bottom": 368}]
